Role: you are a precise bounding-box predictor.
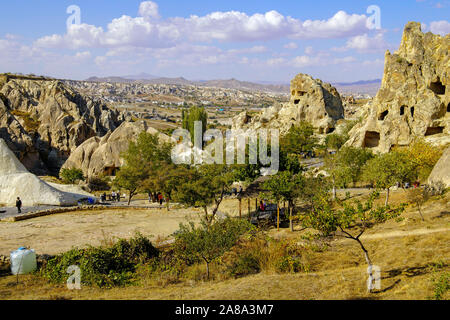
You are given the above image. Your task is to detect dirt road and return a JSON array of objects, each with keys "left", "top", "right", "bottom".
[{"left": 0, "top": 207, "right": 203, "bottom": 255}]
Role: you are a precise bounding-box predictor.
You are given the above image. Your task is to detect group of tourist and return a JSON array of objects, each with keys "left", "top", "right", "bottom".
[
  {"left": 100, "top": 191, "right": 125, "bottom": 203},
  {"left": 148, "top": 192, "right": 165, "bottom": 207}
]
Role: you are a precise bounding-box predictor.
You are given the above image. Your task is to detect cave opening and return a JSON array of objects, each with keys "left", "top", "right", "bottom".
[
  {"left": 326, "top": 127, "right": 336, "bottom": 134},
  {"left": 297, "top": 91, "right": 306, "bottom": 96},
  {"left": 363, "top": 131, "right": 380, "bottom": 148},
  {"left": 425, "top": 127, "right": 444, "bottom": 136},
  {"left": 104, "top": 166, "right": 118, "bottom": 177},
  {"left": 447, "top": 103, "right": 450, "bottom": 113},
  {"left": 294, "top": 99, "right": 300, "bottom": 105},
  {"left": 429, "top": 78, "right": 446, "bottom": 95},
  {"left": 378, "top": 110, "right": 389, "bottom": 121},
  {"left": 410, "top": 107, "right": 415, "bottom": 118},
  {"left": 400, "top": 106, "right": 406, "bottom": 115}
]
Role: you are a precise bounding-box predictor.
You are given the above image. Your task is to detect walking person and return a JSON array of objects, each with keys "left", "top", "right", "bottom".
[
  {"left": 111, "top": 191, "right": 116, "bottom": 201},
  {"left": 116, "top": 191, "right": 121, "bottom": 202},
  {"left": 157, "top": 193, "right": 163, "bottom": 209},
  {"left": 16, "top": 197, "right": 22, "bottom": 214},
  {"left": 259, "top": 200, "right": 265, "bottom": 212}
]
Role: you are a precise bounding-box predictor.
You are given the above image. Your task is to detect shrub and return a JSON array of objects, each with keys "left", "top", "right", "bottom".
[
  {"left": 430, "top": 272, "right": 449, "bottom": 300},
  {"left": 88, "top": 176, "right": 111, "bottom": 191},
  {"left": 41, "top": 234, "right": 158, "bottom": 288},
  {"left": 425, "top": 180, "right": 446, "bottom": 196},
  {"left": 225, "top": 252, "right": 260, "bottom": 278},
  {"left": 223, "top": 234, "right": 309, "bottom": 276},
  {"left": 173, "top": 218, "right": 255, "bottom": 279},
  {"left": 275, "top": 256, "right": 304, "bottom": 273},
  {"left": 273, "top": 241, "right": 307, "bottom": 273},
  {"left": 60, "top": 168, "right": 85, "bottom": 184}
]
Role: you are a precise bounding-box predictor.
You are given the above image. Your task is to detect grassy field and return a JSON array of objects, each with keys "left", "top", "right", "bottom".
[{"left": 0, "top": 189, "right": 448, "bottom": 300}]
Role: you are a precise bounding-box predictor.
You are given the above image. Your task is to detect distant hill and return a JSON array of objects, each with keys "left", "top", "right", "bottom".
[
  {"left": 85, "top": 75, "right": 290, "bottom": 94},
  {"left": 334, "top": 79, "right": 381, "bottom": 86},
  {"left": 85, "top": 74, "right": 381, "bottom": 96},
  {"left": 332, "top": 79, "right": 381, "bottom": 96}
]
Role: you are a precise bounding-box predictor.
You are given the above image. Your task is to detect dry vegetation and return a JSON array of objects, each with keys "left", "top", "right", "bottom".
[{"left": 0, "top": 189, "right": 448, "bottom": 300}]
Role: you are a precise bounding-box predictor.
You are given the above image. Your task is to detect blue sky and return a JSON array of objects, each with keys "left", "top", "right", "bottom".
[{"left": 0, "top": 0, "right": 448, "bottom": 83}]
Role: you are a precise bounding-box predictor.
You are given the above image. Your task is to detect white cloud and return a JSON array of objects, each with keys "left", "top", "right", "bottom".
[
  {"left": 290, "top": 11, "right": 370, "bottom": 39},
  {"left": 74, "top": 51, "right": 91, "bottom": 61},
  {"left": 267, "top": 57, "right": 287, "bottom": 66},
  {"left": 292, "top": 55, "right": 322, "bottom": 67},
  {"left": 332, "top": 32, "right": 389, "bottom": 53},
  {"left": 284, "top": 42, "right": 298, "bottom": 49},
  {"left": 362, "top": 58, "right": 384, "bottom": 66},
  {"left": 304, "top": 46, "right": 314, "bottom": 55},
  {"left": 35, "top": 2, "right": 372, "bottom": 50},
  {"left": 228, "top": 46, "right": 267, "bottom": 54},
  {"left": 429, "top": 20, "right": 450, "bottom": 35},
  {"left": 138, "top": 1, "right": 160, "bottom": 20}
]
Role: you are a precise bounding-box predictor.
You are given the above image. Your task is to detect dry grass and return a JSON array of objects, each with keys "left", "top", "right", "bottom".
[{"left": 0, "top": 189, "right": 448, "bottom": 300}]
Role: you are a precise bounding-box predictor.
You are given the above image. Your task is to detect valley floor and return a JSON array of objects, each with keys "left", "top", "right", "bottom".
[{"left": 0, "top": 189, "right": 448, "bottom": 300}]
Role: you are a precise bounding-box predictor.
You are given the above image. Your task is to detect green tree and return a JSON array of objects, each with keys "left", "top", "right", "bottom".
[
  {"left": 264, "top": 171, "right": 306, "bottom": 231},
  {"left": 174, "top": 164, "right": 236, "bottom": 224},
  {"left": 182, "top": 106, "right": 208, "bottom": 141},
  {"left": 144, "top": 164, "right": 192, "bottom": 211},
  {"left": 59, "top": 168, "right": 84, "bottom": 184},
  {"left": 114, "top": 132, "right": 173, "bottom": 205},
  {"left": 325, "top": 133, "right": 347, "bottom": 151},
  {"left": 362, "top": 151, "right": 417, "bottom": 206},
  {"left": 281, "top": 121, "right": 317, "bottom": 155},
  {"left": 174, "top": 218, "right": 255, "bottom": 279},
  {"left": 394, "top": 139, "right": 443, "bottom": 181},
  {"left": 325, "top": 147, "right": 374, "bottom": 197},
  {"left": 301, "top": 191, "right": 405, "bottom": 292}
]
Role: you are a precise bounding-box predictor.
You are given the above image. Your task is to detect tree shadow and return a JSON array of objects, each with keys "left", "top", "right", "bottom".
[{"left": 372, "top": 279, "right": 402, "bottom": 294}]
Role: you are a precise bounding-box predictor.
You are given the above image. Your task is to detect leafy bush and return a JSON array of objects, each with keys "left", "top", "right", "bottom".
[
  {"left": 223, "top": 234, "right": 309, "bottom": 276},
  {"left": 88, "top": 176, "right": 111, "bottom": 191},
  {"left": 273, "top": 241, "right": 307, "bottom": 273},
  {"left": 430, "top": 272, "right": 449, "bottom": 300},
  {"left": 276, "top": 256, "right": 304, "bottom": 273},
  {"left": 425, "top": 180, "right": 446, "bottom": 196},
  {"left": 59, "top": 168, "right": 85, "bottom": 184},
  {"left": 173, "top": 218, "right": 255, "bottom": 279},
  {"left": 225, "top": 252, "right": 260, "bottom": 278},
  {"left": 41, "top": 234, "right": 158, "bottom": 288}
]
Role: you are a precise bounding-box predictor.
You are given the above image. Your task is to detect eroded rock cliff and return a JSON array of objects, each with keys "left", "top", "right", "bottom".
[
  {"left": 0, "top": 76, "right": 123, "bottom": 174},
  {"left": 232, "top": 73, "right": 345, "bottom": 135},
  {"left": 346, "top": 22, "right": 449, "bottom": 152}
]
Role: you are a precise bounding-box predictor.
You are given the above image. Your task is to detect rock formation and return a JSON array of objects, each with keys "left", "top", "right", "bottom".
[
  {"left": 0, "top": 75, "right": 123, "bottom": 174},
  {"left": 346, "top": 22, "right": 449, "bottom": 152},
  {"left": 0, "top": 138, "right": 93, "bottom": 206},
  {"left": 62, "top": 121, "right": 173, "bottom": 178},
  {"left": 428, "top": 146, "right": 450, "bottom": 188},
  {"left": 232, "top": 73, "right": 344, "bottom": 134}
]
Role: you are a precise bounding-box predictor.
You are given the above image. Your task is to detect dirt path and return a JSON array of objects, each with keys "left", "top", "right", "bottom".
[
  {"left": 361, "top": 227, "right": 450, "bottom": 240},
  {"left": 0, "top": 207, "right": 203, "bottom": 255}
]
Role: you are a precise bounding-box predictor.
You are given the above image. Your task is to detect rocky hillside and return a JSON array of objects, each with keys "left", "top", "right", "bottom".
[
  {"left": 346, "top": 22, "right": 449, "bottom": 152},
  {"left": 232, "top": 73, "right": 345, "bottom": 135},
  {"left": 62, "top": 121, "right": 172, "bottom": 179},
  {"left": 0, "top": 75, "right": 124, "bottom": 174}
]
